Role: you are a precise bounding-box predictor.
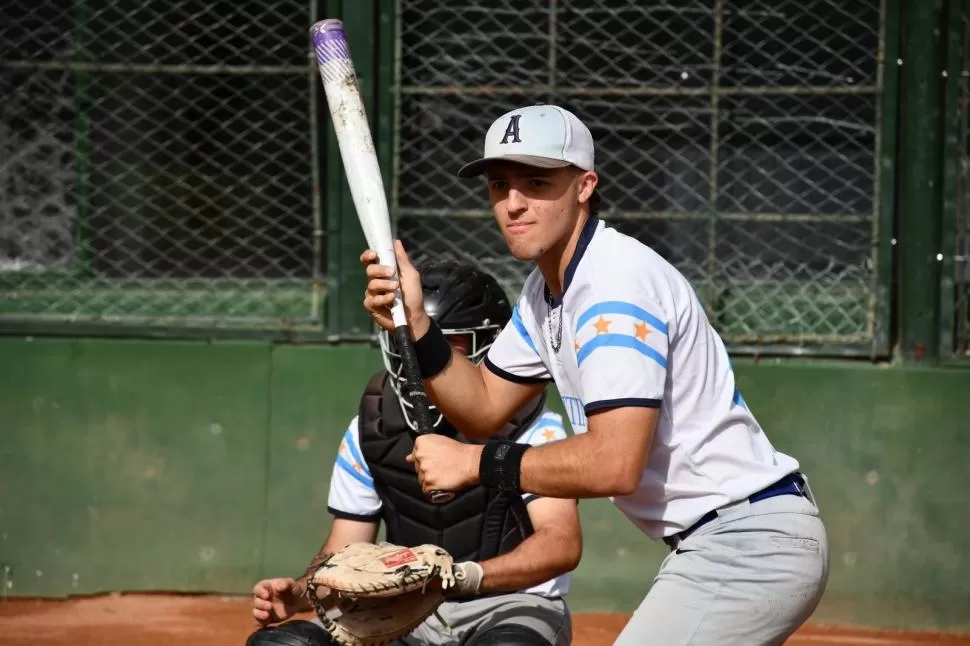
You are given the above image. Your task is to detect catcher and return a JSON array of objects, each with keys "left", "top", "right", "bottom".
[{"left": 246, "top": 260, "right": 580, "bottom": 646}]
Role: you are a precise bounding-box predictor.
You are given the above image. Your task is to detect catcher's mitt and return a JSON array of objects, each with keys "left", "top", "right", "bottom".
[{"left": 305, "top": 542, "right": 457, "bottom": 646}]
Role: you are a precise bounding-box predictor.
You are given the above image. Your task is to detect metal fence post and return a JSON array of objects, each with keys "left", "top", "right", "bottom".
[
  {"left": 873, "top": 0, "right": 903, "bottom": 358},
  {"left": 323, "top": 0, "right": 391, "bottom": 339},
  {"left": 939, "top": 0, "right": 970, "bottom": 362},
  {"left": 897, "top": 0, "right": 946, "bottom": 363},
  {"left": 72, "top": 0, "right": 93, "bottom": 279}
]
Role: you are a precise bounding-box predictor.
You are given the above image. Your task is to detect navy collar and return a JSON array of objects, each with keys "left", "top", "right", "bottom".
[{"left": 545, "top": 216, "right": 600, "bottom": 308}]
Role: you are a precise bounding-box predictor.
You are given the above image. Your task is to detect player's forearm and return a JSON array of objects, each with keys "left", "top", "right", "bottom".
[
  {"left": 425, "top": 354, "right": 502, "bottom": 437},
  {"left": 293, "top": 525, "right": 374, "bottom": 612},
  {"left": 293, "top": 547, "right": 336, "bottom": 613},
  {"left": 517, "top": 431, "right": 642, "bottom": 499},
  {"left": 477, "top": 529, "right": 581, "bottom": 593},
  {"left": 413, "top": 315, "right": 507, "bottom": 438}
]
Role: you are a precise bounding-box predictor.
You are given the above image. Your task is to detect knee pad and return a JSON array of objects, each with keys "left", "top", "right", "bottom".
[
  {"left": 245, "top": 620, "right": 334, "bottom": 646},
  {"left": 468, "top": 624, "right": 551, "bottom": 646}
]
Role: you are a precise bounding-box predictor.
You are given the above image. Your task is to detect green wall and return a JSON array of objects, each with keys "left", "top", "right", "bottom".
[{"left": 1, "top": 338, "right": 968, "bottom": 631}]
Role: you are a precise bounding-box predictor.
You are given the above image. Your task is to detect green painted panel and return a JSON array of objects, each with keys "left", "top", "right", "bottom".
[
  {"left": 568, "top": 499, "right": 668, "bottom": 612},
  {"left": 2, "top": 339, "right": 969, "bottom": 631},
  {"left": 261, "top": 344, "right": 384, "bottom": 579},
  {"left": 732, "top": 361, "right": 970, "bottom": 630},
  {"left": 0, "top": 337, "right": 271, "bottom": 596}
]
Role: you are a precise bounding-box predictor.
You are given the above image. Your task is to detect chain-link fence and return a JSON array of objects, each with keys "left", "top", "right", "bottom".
[
  {"left": 1, "top": 0, "right": 321, "bottom": 334},
  {"left": 0, "top": 1, "right": 897, "bottom": 349},
  {"left": 393, "top": 0, "right": 889, "bottom": 353}
]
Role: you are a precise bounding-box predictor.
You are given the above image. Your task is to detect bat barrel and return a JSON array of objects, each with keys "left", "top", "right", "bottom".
[{"left": 310, "top": 18, "right": 399, "bottom": 315}]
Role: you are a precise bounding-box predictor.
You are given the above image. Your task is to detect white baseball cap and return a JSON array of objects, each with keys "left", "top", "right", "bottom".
[{"left": 457, "top": 104, "right": 595, "bottom": 178}]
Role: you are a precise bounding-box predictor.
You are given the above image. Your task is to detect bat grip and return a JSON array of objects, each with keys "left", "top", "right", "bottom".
[{"left": 393, "top": 325, "right": 455, "bottom": 505}]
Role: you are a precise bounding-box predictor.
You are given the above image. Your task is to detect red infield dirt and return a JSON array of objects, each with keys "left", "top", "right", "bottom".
[{"left": 1, "top": 594, "right": 969, "bottom": 646}]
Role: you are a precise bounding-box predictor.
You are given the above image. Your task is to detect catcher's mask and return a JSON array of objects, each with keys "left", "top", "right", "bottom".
[{"left": 379, "top": 259, "right": 512, "bottom": 431}]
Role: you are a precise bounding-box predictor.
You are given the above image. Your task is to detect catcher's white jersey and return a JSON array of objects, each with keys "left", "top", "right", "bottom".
[
  {"left": 327, "top": 408, "right": 571, "bottom": 599},
  {"left": 485, "top": 216, "right": 800, "bottom": 540}
]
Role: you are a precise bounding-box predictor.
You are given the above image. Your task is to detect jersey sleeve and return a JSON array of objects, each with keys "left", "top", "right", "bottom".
[
  {"left": 572, "top": 288, "right": 671, "bottom": 415},
  {"left": 327, "top": 419, "right": 383, "bottom": 522},
  {"left": 516, "top": 409, "right": 568, "bottom": 505},
  {"left": 484, "top": 300, "right": 553, "bottom": 384}
]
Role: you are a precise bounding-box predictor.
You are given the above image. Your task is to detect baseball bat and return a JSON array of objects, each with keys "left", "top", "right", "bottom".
[{"left": 311, "top": 19, "right": 454, "bottom": 504}]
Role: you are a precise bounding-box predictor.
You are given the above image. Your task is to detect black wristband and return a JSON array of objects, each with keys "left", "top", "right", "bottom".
[
  {"left": 414, "top": 319, "right": 452, "bottom": 378},
  {"left": 479, "top": 440, "right": 530, "bottom": 492}
]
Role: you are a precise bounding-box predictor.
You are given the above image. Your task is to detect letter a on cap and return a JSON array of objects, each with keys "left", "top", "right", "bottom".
[{"left": 500, "top": 115, "right": 522, "bottom": 144}]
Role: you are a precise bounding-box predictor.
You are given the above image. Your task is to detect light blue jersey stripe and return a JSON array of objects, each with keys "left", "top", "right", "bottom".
[
  {"left": 343, "top": 429, "right": 372, "bottom": 477},
  {"left": 577, "top": 334, "right": 668, "bottom": 369},
  {"left": 733, "top": 386, "right": 746, "bottom": 409},
  {"left": 576, "top": 301, "right": 668, "bottom": 336},
  {"left": 511, "top": 305, "right": 539, "bottom": 354},
  {"left": 336, "top": 454, "right": 375, "bottom": 489}
]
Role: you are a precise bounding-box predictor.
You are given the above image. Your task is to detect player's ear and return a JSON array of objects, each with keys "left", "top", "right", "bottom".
[{"left": 577, "top": 170, "right": 599, "bottom": 204}]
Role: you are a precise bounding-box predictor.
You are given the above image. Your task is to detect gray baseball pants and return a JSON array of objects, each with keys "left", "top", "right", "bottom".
[{"left": 614, "top": 484, "right": 830, "bottom": 646}]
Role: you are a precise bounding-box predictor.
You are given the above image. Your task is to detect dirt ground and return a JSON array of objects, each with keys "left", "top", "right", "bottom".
[{"left": 2, "top": 594, "right": 969, "bottom": 646}]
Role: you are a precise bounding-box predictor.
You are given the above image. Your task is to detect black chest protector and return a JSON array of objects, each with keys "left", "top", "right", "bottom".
[{"left": 357, "top": 372, "right": 545, "bottom": 564}]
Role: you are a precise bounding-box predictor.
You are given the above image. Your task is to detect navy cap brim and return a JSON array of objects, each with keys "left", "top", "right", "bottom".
[{"left": 456, "top": 154, "right": 573, "bottom": 178}]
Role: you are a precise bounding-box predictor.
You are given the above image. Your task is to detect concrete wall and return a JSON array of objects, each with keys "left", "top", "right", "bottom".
[{"left": 1, "top": 338, "right": 968, "bottom": 631}]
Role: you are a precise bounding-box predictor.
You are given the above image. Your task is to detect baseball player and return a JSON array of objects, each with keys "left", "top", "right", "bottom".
[
  {"left": 360, "top": 104, "right": 831, "bottom": 645},
  {"left": 246, "top": 260, "right": 579, "bottom": 646}
]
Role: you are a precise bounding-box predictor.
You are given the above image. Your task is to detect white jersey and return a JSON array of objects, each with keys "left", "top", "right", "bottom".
[
  {"left": 327, "top": 407, "right": 572, "bottom": 599},
  {"left": 485, "top": 217, "right": 800, "bottom": 540}
]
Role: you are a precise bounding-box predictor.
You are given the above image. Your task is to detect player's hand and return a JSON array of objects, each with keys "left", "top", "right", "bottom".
[
  {"left": 361, "top": 240, "right": 430, "bottom": 337},
  {"left": 251, "top": 577, "right": 305, "bottom": 626},
  {"left": 407, "top": 434, "right": 482, "bottom": 495}
]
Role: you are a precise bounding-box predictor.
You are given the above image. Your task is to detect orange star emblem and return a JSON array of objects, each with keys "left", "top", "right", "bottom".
[
  {"left": 542, "top": 429, "right": 558, "bottom": 442},
  {"left": 634, "top": 321, "right": 650, "bottom": 342},
  {"left": 352, "top": 462, "right": 364, "bottom": 473},
  {"left": 574, "top": 339, "right": 581, "bottom": 354},
  {"left": 593, "top": 316, "right": 611, "bottom": 335}
]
